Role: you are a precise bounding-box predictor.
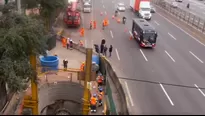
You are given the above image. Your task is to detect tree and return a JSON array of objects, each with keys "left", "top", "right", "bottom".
[
  {"left": 21, "top": 0, "right": 66, "bottom": 31},
  {"left": 0, "top": 12, "right": 48, "bottom": 92}
]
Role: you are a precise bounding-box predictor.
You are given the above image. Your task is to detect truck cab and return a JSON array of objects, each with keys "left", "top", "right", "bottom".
[
  {"left": 130, "top": 0, "right": 152, "bottom": 20},
  {"left": 83, "top": 2, "right": 91, "bottom": 13},
  {"left": 64, "top": 1, "right": 81, "bottom": 27},
  {"left": 132, "top": 19, "right": 157, "bottom": 48},
  {"left": 139, "top": 0, "right": 152, "bottom": 20}
]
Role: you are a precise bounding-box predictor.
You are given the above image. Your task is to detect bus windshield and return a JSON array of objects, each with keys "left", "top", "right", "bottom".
[{"left": 143, "top": 33, "right": 157, "bottom": 43}]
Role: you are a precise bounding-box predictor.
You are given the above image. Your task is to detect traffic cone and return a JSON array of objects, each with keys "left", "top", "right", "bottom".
[
  {"left": 129, "top": 35, "right": 132, "bottom": 40},
  {"left": 112, "top": 15, "right": 115, "bottom": 19}
]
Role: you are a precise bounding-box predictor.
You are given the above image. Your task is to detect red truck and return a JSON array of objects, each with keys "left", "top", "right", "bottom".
[
  {"left": 63, "top": 1, "right": 81, "bottom": 27},
  {"left": 130, "top": 0, "right": 152, "bottom": 20}
]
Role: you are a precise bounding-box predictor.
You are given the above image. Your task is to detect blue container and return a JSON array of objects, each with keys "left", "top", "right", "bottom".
[
  {"left": 40, "top": 56, "right": 59, "bottom": 73},
  {"left": 92, "top": 55, "right": 99, "bottom": 65}
]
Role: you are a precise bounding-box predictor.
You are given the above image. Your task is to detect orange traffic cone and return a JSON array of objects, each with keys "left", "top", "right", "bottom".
[{"left": 129, "top": 35, "right": 132, "bottom": 40}]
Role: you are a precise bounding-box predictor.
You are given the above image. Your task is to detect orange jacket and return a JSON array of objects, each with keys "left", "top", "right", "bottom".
[{"left": 90, "top": 97, "right": 97, "bottom": 105}]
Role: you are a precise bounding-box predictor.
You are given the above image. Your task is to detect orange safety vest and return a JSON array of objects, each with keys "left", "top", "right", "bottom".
[
  {"left": 93, "top": 21, "right": 96, "bottom": 28},
  {"left": 100, "top": 91, "right": 104, "bottom": 96},
  {"left": 80, "top": 63, "right": 85, "bottom": 71},
  {"left": 90, "top": 97, "right": 97, "bottom": 105},
  {"left": 98, "top": 94, "right": 103, "bottom": 100}
]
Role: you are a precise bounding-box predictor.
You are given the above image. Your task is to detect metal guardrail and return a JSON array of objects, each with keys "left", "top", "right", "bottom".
[
  {"left": 153, "top": 0, "right": 205, "bottom": 33},
  {"left": 99, "top": 56, "right": 129, "bottom": 115}
]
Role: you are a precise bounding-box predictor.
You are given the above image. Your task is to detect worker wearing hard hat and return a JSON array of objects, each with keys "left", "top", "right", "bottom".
[{"left": 90, "top": 94, "right": 98, "bottom": 113}]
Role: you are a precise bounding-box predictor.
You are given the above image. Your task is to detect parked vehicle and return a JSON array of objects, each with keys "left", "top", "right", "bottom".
[{"left": 64, "top": 1, "right": 81, "bottom": 27}]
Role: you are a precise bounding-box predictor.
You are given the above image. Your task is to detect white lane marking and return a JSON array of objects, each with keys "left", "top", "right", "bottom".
[
  {"left": 156, "top": 12, "right": 205, "bottom": 47},
  {"left": 103, "top": 5, "right": 105, "bottom": 8},
  {"left": 168, "top": 33, "right": 177, "bottom": 40},
  {"left": 124, "top": 81, "right": 134, "bottom": 106},
  {"left": 189, "top": 51, "right": 204, "bottom": 63},
  {"left": 159, "top": 83, "right": 174, "bottom": 106},
  {"left": 154, "top": 21, "right": 160, "bottom": 25},
  {"left": 110, "top": 30, "right": 114, "bottom": 38},
  {"left": 140, "top": 49, "right": 148, "bottom": 61},
  {"left": 104, "top": 11, "right": 107, "bottom": 15},
  {"left": 91, "top": 40, "right": 94, "bottom": 49},
  {"left": 115, "top": 48, "right": 120, "bottom": 60},
  {"left": 85, "top": 40, "right": 87, "bottom": 48},
  {"left": 165, "top": 50, "right": 176, "bottom": 62},
  {"left": 91, "top": 0, "right": 94, "bottom": 20},
  {"left": 195, "top": 84, "right": 205, "bottom": 97}
]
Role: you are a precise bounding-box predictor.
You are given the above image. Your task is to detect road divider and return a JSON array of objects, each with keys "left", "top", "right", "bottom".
[
  {"left": 165, "top": 50, "right": 176, "bottom": 62},
  {"left": 140, "top": 49, "right": 148, "bottom": 61},
  {"left": 168, "top": 33, "right": 177, "bottom": 40},
  {"left": 159, "top": 83, "right": 174, "bottom": 106},
  {"left": 115, "top": 48, "right": 120, "bottom": 61},
  {"left": 189, "top": 51, "right": 204, "bottom": 64}
]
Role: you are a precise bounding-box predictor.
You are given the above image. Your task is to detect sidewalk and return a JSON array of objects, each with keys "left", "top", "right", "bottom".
[{"left": 4, "top": 40, "right": 105, "bottom": 115}]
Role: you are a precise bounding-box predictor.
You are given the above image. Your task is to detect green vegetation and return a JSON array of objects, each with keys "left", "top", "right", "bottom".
[
  {"left": 0, "top": 12, "right": 47, "bottom": 92},
  {"left": 21, "top": 0, "right": 66, "bottom": 31}
]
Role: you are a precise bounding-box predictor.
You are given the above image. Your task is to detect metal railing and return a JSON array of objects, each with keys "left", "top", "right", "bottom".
[{"left": 153, "top": 0, "right": 205, "bottom": 33}]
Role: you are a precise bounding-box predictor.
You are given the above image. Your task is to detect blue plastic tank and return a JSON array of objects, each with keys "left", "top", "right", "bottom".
[
  {"left": 40, "top": 56, "right": 59, "bottom": 73},
  {"left": 92, "top": 55, "right": 99, "bottom": 65}
]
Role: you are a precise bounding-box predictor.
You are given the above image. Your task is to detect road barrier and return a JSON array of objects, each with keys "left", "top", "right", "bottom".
[{"left": 153, "top": 0, "right": 205, "bottom": 34}]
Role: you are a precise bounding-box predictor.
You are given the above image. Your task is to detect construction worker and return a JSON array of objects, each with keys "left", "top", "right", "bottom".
[
  {"left": 62, "top": 37, "right": 67, "bottom": 47},
  {"left": 90, "top": 94, "right": 97, "bottom": 113},
  {"left": 80, "top": 28, "right": 85, "bottom": 37},
  {"left": 98, "top": 92, "right": 103, "bottom": 107},
  {"left": 93, "top": 20, "right": 96, "bottom": 29},
  {"left": 63, "top": 59, "right": 68, "bottom": 70},
  {"left": 97, "top": 74, "right": 104, "bottom": 87},
  {"left": 90, "top": 21, "right": 93, "bottom": 29},
  {"left": 80, "top": 62, "right": 85, "bottom": 71}
]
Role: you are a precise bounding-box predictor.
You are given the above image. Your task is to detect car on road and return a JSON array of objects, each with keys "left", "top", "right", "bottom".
[
  {"left": 150, "top": 5, "right": 156, "bottom": 13},
  {"left": 175, "top": 0, "right": 183, "bottom": 2},
  {"left": 117, "top": 3, "right": 126, "bottom": 12},
  {"left": 171, "top": 2, "right": 178, "bottom": 8},
  {"left": 83, "top": 2, "right": 91, "bottom": 13}
]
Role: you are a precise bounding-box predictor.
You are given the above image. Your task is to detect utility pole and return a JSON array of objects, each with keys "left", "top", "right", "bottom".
[
  {"left": 16, "top": 0, "right": 21, "bottom": 14},
  {"left": 82, "top": 48, "right": 92, "bottom": 115}
]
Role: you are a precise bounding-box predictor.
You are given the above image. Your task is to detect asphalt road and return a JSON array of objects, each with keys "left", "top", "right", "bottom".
[
  {"left": 165, "top": 0, "right": 205, "bottom": 20},
  {"left": 80, "top": 0, "right": 205, "bottom": 115}
]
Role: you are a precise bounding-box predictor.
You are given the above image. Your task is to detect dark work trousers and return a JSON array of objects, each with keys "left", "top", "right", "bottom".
[
  {"left": 66, "top": 43, "right": 69, "bottom": 49},
  {"left": 109, "top": 51, "right": 112, "bottom": 57}
]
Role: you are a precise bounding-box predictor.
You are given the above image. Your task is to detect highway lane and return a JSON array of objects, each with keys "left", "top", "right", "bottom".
[
  {"left": 84, "top": 0, "right": 205, "bottom": 114},
  {"left": 164, "top": 0, "right": 205, "bottom": 20}
]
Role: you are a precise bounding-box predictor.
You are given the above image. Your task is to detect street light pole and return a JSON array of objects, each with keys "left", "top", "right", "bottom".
[{"left": 16, "top": 0, "right": 21, "bottom": 14}]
